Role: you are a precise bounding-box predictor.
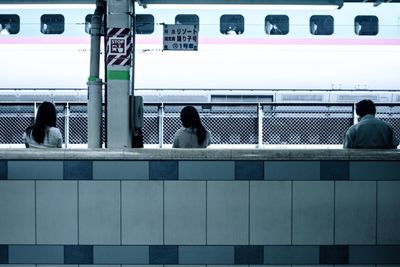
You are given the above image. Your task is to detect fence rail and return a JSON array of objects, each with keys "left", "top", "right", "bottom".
[{"left": 1, "top": 102, "right": 400, "bottom": 148}]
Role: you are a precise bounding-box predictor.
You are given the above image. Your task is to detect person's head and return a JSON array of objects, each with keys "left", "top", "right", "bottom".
[
  {"left": 36, "top": 101, "right": 57, "bottom": 127},
  {"left": 180, "top": 105, "right": 207, "bottom": 145},
  {"left": 180, "top": 105, "right": 201, "bottom": 128},
  {"left": 356, "top": 99, "right": 376, "bottom": 118}
]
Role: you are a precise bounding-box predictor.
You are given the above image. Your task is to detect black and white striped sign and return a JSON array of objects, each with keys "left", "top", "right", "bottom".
[{"left": 106, "top": 28, "right": 132, "bottom": 66}]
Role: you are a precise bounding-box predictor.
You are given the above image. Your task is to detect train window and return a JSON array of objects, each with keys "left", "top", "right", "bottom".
[
  {"left": 220, "top": 14, "right": 244, "bottom": 35},
  {"left": 310, "top": 15, "right": 334, "bottom": 35},
  {"left": 175, "top": 14, "right": 199, "bottom": 31},
  {"left": 0, "top": 14, "right": 20, "bottom": 35},
  {"left": 265, "top": 15, "right": 289, "bottom": 35},
  {"left": 355, "top": 16, "right": 378, "bottom": 35},
  {"left": 136, "top": 14, "right": 154, "bottom": 34},
  {"left": 41, "top": 14, "right": 64, "bottom": 34}
]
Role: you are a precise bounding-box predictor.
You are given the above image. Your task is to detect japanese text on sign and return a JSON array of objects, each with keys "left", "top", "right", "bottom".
[{"left": 163, "top": 24, "right": 198, "bottom": 51}]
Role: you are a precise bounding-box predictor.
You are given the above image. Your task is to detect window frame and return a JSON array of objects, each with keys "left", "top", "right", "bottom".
[
  {"left": 220, "top": 14, "right": 245, "bottom": 35},
  {"left": 40, "top": 14, "right": 65, "bottom": 35},
  {"left": 0, "top": 14, "right": 20, "bottom": 35}
]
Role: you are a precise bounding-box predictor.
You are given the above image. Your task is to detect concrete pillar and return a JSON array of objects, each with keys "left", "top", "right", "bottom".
[{"left": 106, "top": 0, "right": 133, "bottom": 148}]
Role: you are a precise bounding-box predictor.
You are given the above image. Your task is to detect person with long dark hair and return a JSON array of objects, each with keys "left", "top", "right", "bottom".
[
  {"left": 173, "top": 106, "right": 211, "bottom": 148},
  {"left": 23, "top": 101, "right": 62, "bottom": 148}
]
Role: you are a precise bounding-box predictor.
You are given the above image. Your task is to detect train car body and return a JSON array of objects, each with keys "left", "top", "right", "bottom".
[{"left": 0, "top": 3, "right": 400, "bottom": 102}]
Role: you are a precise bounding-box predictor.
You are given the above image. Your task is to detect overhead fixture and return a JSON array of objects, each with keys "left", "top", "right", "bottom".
[
  {"left": 142, "top": 4, "right": 341, "bottom": 10},
  {"left": 0, "top": 4, "right": 95, "bottom": 9},
  {"left": 140, "top": 0, "right": 344, "bottom": 10}
]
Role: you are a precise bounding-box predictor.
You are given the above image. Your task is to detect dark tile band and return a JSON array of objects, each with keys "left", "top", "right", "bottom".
[
  {"left": 1, "top": 159, "right": 399, "bottom": 180},
  {"left": 0, "top": 245, "right": 8, "bottom": 264},
  {"left": 64, "top": 245, "right": 93, "bottom": 264},
  {"left": 0, "top": 245, "right": 398, "bottom": 264},
  {"left": 0, "top": 161, "right": 7, "bottom": 180}
]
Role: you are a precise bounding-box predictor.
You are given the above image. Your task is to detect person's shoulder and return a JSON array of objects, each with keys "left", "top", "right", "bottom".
[
  {"left": 176, "top": 127, "right": 189, "bottom": 135},
  {"left": 48, "top": 127, "right": 62, "bottom": 137}
]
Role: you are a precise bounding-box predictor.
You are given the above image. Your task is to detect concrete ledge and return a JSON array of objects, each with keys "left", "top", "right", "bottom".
[{"left": 0, "top": 148, "right": 399, "bottom": 161}]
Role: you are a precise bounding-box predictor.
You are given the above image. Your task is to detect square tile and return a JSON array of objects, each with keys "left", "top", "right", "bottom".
[
  {"left": 122, "top": 181, "right": 163, "bottom": 244},
  {"left": 165, "top": 181, "right": 206, "bottom": 244},
  {"left": 235, "top": 245, "right": 263, "bottom": 264},
  {"left": 64, "top": 245, "right": 93, "bottom": 264},
  {"left": 0, "top": 181, "right": 35, "bottom": 244},
  {"left": 320, "top": 161, "right": 349, "bottom": 180},
  {"left": 207, "top": 181, "right": 249, "bottom": 244},
  {"left": 0, "top": 161, "right": 6, "bottom": 180},
  {"left": 179, "top": 246, "right": 234, "bottom": 265},
  {"left": 335, "top": 181, "right": 376, "bottom": 244},
  {"left": 0, "top": 245, "right": 8, "bottom": 264},
  {"left": 235, "top": 161, "right": 264, "bottom": 180},
  {"left": 79, "top": 181, "right": 120, "bottom": 244},
  {"left": 64, "top": 161, "right": 93, "bottom": 180},
  {"left": 93, "top": 161, "right": 149, "bottom": 180},
  {"left": 378, "top": 181, "right": 400, "bottom": 244},
  {"left": 9, "top": 245, "right": 63, "bottom": 264},
  {"left": 36, "top": 181, "right": 78, "bottom": 244},
  {"left": 149, "top": 161, "right": 178, "bottom": 180},
  {"left": 350, "top": 161, "right": 400, "bottom": 180},
  {"left": 319, "top": 245, "right": 348, "bottom": 264},
  {"left": 265, "top": 161, "right": 320, "bottom": 180},
  {"left": 8, "top": 161, "right": 63, "bottom": 180},
  {"left": 293, "top": 181, "right": 334, "bottom": 245},
  {"left": 149, "top": 245, "right": 178, "bottom": 264},
  {"left": 250, "top": 181, "right": 291, "bottom": 245},
  {"left": 349, "top": 245, "right": 400, "bottom": 264},
  {"left": 179, "top": 161, "right": 234, "bottom": 180},
  {"left": 264, "top": 245, "right": 319, "bottom": 265},
  {"left": 93, "top": 246, "right": 148, "bottom": 264}
]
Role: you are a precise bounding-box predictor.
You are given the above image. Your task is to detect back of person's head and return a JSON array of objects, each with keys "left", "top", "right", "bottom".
[
  {"left": 180, "top": 105, "right": 207, "bottom": 145},
  {"left": 181, "top": 106, "right": 201, "bottom": 128},
  {"left": 356, "top": 99, "right": 376, "bottom": 118},
  {"left": 27, "top": 101, "right": 57, "bottom": 144}
]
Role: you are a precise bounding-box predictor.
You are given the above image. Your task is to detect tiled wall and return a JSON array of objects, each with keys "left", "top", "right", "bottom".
[{"left": 0, "top": 159, "right": 399, "bottom": 267}]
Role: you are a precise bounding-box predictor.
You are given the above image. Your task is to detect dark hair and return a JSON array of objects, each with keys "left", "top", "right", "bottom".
[
  {"left": 26, "top": 101, "right": 57, "bottom": 144},
  {"left": 356, "top": 99, "right": 376, "bottom": 118},
  {"left": 180, "top": 105, "right": 207, "bottom": 145}
]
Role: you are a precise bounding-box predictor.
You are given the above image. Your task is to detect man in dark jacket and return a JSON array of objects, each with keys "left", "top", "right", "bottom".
[{"left": 343, "top": 99, "right": 399, "bottom": 148}]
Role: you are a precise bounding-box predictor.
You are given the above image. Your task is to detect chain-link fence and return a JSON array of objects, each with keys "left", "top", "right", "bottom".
[
  {"left": 1, "top": 101, "right": 400, "bottom": 147},
  {"left": 262, "top": 104, "right": 354, "bottom": 145}
]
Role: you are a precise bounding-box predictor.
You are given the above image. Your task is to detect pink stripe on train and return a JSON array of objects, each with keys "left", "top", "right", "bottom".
[{"left": 1, "top": 36, "right": 400, "bottom": 46}]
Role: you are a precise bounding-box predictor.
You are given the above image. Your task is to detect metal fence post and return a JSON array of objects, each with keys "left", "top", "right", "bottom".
[
  {"left": 352, "top": 103, "right": 357, "bottom": 125},
  {"left": 159, "top": 103, "right": 164, "bottom": 148},
  {"left": 65, "top": 103, "right": 70, "bottom": 148},
  {"left": 258, "top": 103, "right": 263, "bottom": 148}
]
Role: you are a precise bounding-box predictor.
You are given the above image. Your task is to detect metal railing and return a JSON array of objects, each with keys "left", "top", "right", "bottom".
[{"left": 1, "top": 101, "right": 400, "bottom": 148}]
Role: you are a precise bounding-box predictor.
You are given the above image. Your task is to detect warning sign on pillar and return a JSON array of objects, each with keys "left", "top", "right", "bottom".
[{"left": 106, "top": 28, "right": 132, "bottom": 66}]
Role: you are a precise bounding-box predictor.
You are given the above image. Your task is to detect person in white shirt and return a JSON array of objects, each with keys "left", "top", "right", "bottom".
[
  {"left": 173, "top": 106, "right": 211, "bottom": 148},
  {"left": 23, "top": 101, "right": 63, "bottom": 148}
]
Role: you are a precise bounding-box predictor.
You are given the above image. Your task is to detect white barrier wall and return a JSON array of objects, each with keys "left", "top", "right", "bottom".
[{"left": 0, "top": 149, "right": 399, "bottom": 267}]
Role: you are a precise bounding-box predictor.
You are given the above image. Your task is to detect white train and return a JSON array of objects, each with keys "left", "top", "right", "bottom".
[{"left": 0, "top": 2, "right": 400, "bottom": 103}]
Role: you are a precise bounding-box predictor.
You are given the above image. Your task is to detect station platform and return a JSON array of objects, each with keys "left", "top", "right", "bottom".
[{"left": 0, "top": 148, "right": 399, "bottom": 266}]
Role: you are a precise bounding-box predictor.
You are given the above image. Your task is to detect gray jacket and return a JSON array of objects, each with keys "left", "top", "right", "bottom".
[{"left": 343, "top": 114, "right": 399, "bottom": 149}]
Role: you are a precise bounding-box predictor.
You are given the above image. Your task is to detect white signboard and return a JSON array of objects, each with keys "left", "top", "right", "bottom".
[{"left": 163, "top": 24, "right": 198, "bottom": 51}]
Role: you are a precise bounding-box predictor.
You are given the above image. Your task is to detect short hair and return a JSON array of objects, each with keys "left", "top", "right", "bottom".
[{"left": 356, "top": 99, "right": 376, "bottom": 117}]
